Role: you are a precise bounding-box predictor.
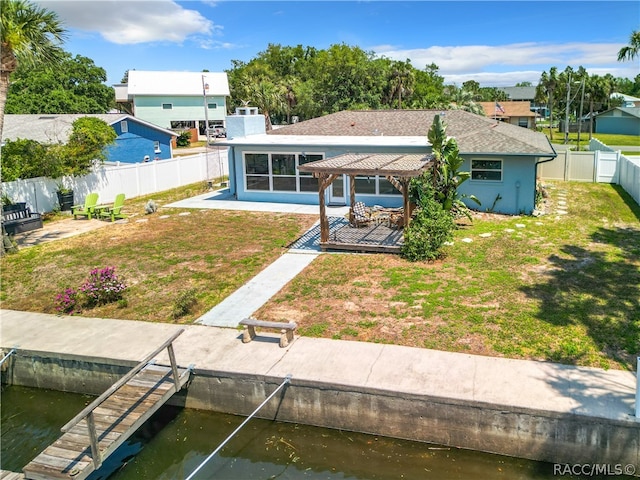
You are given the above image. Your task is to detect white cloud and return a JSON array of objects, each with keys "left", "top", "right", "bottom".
[
  {"left": 372, "top": 41, "right": 631, "bottom": 86},
  {"left": 37, "top": 1, "right": 215, "bottom": 45}
]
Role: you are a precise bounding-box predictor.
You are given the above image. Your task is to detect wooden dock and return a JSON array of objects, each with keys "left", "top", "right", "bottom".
[
  {"left": 22, "top": 331, "right": 192, "bottom": 480},
  {"left": 1, "top": 471, "right": 25, "bottom": 480}
]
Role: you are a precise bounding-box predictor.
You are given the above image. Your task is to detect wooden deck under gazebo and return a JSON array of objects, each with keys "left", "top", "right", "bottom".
[{"left": 298, "top": 153, "right": 434, "bottom": 253}]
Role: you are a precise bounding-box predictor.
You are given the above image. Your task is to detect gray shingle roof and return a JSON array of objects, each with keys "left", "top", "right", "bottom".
[
  {"left": 269, "top": 110, "right": 555, "bottom": 155},
  {"left": 2, "top": 113, "right": 177, "bottom": 144}
]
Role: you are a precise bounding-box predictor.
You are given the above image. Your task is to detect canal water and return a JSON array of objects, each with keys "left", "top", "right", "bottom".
[{"left": 1, "top": 385, "right": 621, "bottom": 479}]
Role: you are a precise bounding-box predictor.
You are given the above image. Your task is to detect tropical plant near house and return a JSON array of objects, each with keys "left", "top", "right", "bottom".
[{"left": 425, "top": 113, "right": 480, "bottom": 219}]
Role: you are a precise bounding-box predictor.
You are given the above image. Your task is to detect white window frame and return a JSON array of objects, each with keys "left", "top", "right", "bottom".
[
  {"left": 471, "top": 158, "right": 503, "bottom": 182},
  {"left": 353, "top": 175, "right": 402, "bottom": 196},
  {"left": 243, "top": 151, "right": 325, "bottom": 193},
  {"left": 154, "top": 141, "right": 161, "bottom": 153},
  {"left": 120, "top": 120, "right": 128, "bottom": 133}
]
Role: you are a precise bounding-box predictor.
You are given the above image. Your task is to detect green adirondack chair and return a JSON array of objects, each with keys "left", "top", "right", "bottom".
[
  {"left": 97, "top": 194, "right": 126, "bottom": 222},
  {"left": 71, "top": 193, "right": 99, "bottom": 220}
]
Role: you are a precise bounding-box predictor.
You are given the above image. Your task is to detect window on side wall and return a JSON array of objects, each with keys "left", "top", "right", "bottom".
[
  {"left": 162, "top": 103, "right": 173, "bottom": 110},
  {"left": 120, "top": 121, "right": 128, "bottom": 133},
  {"left": 471, "top": 159, "right": 502, "bottom": 181},
  {"left": 154, "top": 141, "right": 161, "bottom": 153}
]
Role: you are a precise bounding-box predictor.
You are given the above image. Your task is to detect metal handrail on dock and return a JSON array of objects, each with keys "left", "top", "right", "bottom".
[
  {"left": 60, "top": 329, "right": 186, "bottom": 469},
  {"left": 185, "top": 374, "right": 292, "bottom": 480},
  {"left": 0, "top": 348, "right": 17, "bottom": 368}
]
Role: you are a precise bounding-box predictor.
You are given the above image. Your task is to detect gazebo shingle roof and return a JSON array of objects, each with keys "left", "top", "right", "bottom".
[{"left": 270, "top": 110, "right": 554, "bottom": 155}]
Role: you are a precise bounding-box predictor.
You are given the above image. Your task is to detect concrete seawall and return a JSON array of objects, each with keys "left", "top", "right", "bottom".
[{"left": 1, "top": 310, "right": 638, "bottom": 470}]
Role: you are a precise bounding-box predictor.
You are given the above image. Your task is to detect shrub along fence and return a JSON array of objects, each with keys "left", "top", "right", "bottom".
[
  {"left": 538, "top": 139, "right": 639, "bottom": 206},
  {"left": 2, "top": 150, "right": 228, "bottom": 214}
]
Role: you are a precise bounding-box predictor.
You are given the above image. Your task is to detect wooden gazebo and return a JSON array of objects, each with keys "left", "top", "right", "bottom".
[{"left": 298, "top": 153, "right": 434, "bottom": 252}]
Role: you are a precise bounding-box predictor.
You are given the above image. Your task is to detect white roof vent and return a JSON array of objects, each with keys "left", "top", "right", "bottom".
[{"left": 235, "top": 106, "right": 259, "bottom": 116}]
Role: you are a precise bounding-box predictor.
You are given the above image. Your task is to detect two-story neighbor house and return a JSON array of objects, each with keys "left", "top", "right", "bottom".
[
  {"left": 114, "top": 70, "right": 230, "bottom": 141},
  {"left": 220, "top": 109, "right": 557, "bottom": 215},
  {"left": 2, "top": 114, "right": 177, "bottom": 164}
]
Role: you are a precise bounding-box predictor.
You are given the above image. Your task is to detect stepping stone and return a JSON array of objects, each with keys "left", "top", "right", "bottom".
[
  {"left": 135, "top": 218, "right": 148, "bottom": 223},
  {"left": 535, "top": 222, "right": 543, "bottom": 226},
  {"left": 159, "top": 215, "right": 171, "bottom": 219},
  {"left": 515, "top": 224, "right": 526, "bottom": 228},
  {"left": 443, "top": 241, "right": 454, "bottom": 246},
  {"left": 178, "top": 212, "right": 191, "bottom": 216},
  {"left": 504, "top": 228, "right": 515, "bottom": 233},
  {"left": 479, "top": 233, "right": 492, "bottom": 238},
  {"left": 556, "top": 210, "right": 568, "bottom": 215},
  {"left": 558, "top": 200, "right": 567, "bottom": 205},
  {"left": 462, "top": 238, "right": 473, "bottom": 243}
]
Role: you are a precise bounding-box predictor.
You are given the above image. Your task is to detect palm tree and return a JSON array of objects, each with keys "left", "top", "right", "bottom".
[
  {"left": 447, "top": 87, "right": 484, "bottom": 115},
  {"left": 388, "top": 60, "right": 415, "bottom": 109},
  {"left": 248, "top": 80, "right": 286, "bottom": 131},
  {"left": 1, "top": 0, "right": 65, "bottom": 255},
  {"left": 536, "top": 67, "right": 558, "bottom": 141},
  {"left": 617, "top": 30, "right": 640, "bottom": 62},
  {"left": 0, "top": 0, "right": 66, "bottom": 139}
]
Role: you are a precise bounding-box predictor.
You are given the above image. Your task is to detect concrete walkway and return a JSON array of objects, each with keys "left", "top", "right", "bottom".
[
  {"left": 197, "top": 251, "right": 319, "bottom": 327},
  {"left": 167, "top": 189, "right": 350, "bottom": 326},
  {"left": 1, "top": 309, "right": 636, "bottom": 424}
]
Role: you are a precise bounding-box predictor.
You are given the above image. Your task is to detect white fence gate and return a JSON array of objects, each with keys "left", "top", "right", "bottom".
[
  {"left": 595, "top": 151, "right": 620, "bottom": 184},
  {"left": 1, "top": 149, "right": 228, "bottom": 213}
]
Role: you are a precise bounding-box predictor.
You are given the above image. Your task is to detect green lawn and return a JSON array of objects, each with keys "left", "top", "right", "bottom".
[
  {"left": 1, "top": 181, "right": 638, "bottom": 370},
  {"left": 256, "top": 182, "right": 640, "bottom": 371}
]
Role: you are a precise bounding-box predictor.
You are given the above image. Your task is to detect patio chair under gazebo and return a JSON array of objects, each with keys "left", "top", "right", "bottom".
[{"left": 298, "top": 153, "right": 434, "bottom": 253}]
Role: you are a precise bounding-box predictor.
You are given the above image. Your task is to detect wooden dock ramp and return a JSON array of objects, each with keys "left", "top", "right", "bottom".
[{"left": 22, "top": 330, "right": 192, "bottom": 480}]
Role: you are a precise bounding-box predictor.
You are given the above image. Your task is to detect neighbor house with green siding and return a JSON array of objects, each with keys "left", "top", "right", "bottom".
[{"left": 115, "top": 71, "right": 230, "bottom": 141}]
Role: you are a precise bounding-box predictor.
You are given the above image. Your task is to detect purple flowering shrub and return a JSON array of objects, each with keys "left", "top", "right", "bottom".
[
  {"left": 80, "top": 267, "right": 127, "bottom": 306},
  {"left": 54, "top": 288, "right": 80, "bottom": 315}
]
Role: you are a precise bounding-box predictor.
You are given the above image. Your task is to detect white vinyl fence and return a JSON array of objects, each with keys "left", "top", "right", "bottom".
[
  {"left": 538, "top": 139, "right": 639, "bottom": 206},
  {"left": 2, "top": 149, "right": 228, "bottom": 213}
]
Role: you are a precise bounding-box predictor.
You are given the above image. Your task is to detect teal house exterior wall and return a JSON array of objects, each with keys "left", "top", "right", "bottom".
[
  {"left": 594, "top": 108, "right": 640, "bottom": 136},
  {"left": 458, "top": 156, "right": 539, "bottom": 215},
  {"left": 228, "top": 143, "right": 430, "bottom": 208},
  {"left": 222, "top": 110, "right": 553, "bottom": 216},
  {"left": 133, "top": 95, "right": 227, "bottom": 130}
]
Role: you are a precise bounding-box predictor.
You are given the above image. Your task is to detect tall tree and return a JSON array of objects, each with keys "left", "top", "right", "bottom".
[
  {"left": 536, "top": 67, "right": 559, "bottom": 140},
  {"left": 409, "top": 63, "right": 447, "bottom": 109},
  {"left": 247, "top": 80, "right": 286, "bottom": 131},
  {"left": 6, "top": 53, "right": 114, "bottom": 113},
  {"left": 617, "top": 30, "right": 640, "bottom": 62},
  {"left": 0, "top": 0, "right": 66, "bottom": 139},
  {"left": 386, "top": 59, "right": 415, "bottom": 109},
  {"left": 447, "top": 86, "right": 484, "bottom": 115}
]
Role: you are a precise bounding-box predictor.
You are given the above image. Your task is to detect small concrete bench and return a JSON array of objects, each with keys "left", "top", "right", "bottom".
[{"left": 239, "top": 318, "right": 297, "bottom": 348}]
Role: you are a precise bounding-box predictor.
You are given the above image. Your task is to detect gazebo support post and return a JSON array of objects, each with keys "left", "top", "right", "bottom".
[
  {"left": 349, "top": 175, "right": 356, "bottom": 223},
  {"left": 401, "top": 178, "right": 411, "bottom": 227},
  {"left": 317, "top": 173, "right": 339, "bottom": 243}
]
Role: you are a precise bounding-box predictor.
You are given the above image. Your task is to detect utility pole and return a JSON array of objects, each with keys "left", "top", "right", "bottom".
[
  {"left": 577, "top": 78, "right": 585, "bottom": 150},
  {"left": 202, "top": 75, "right": 212, "bottom": 187},
  {"left": 564, "top": 72, "right": 571, "bottom": 145}
]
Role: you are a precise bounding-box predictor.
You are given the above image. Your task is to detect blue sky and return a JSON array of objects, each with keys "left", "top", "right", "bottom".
[{"left": 37, "top": 1, "right": 639, "bottom": 87}]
